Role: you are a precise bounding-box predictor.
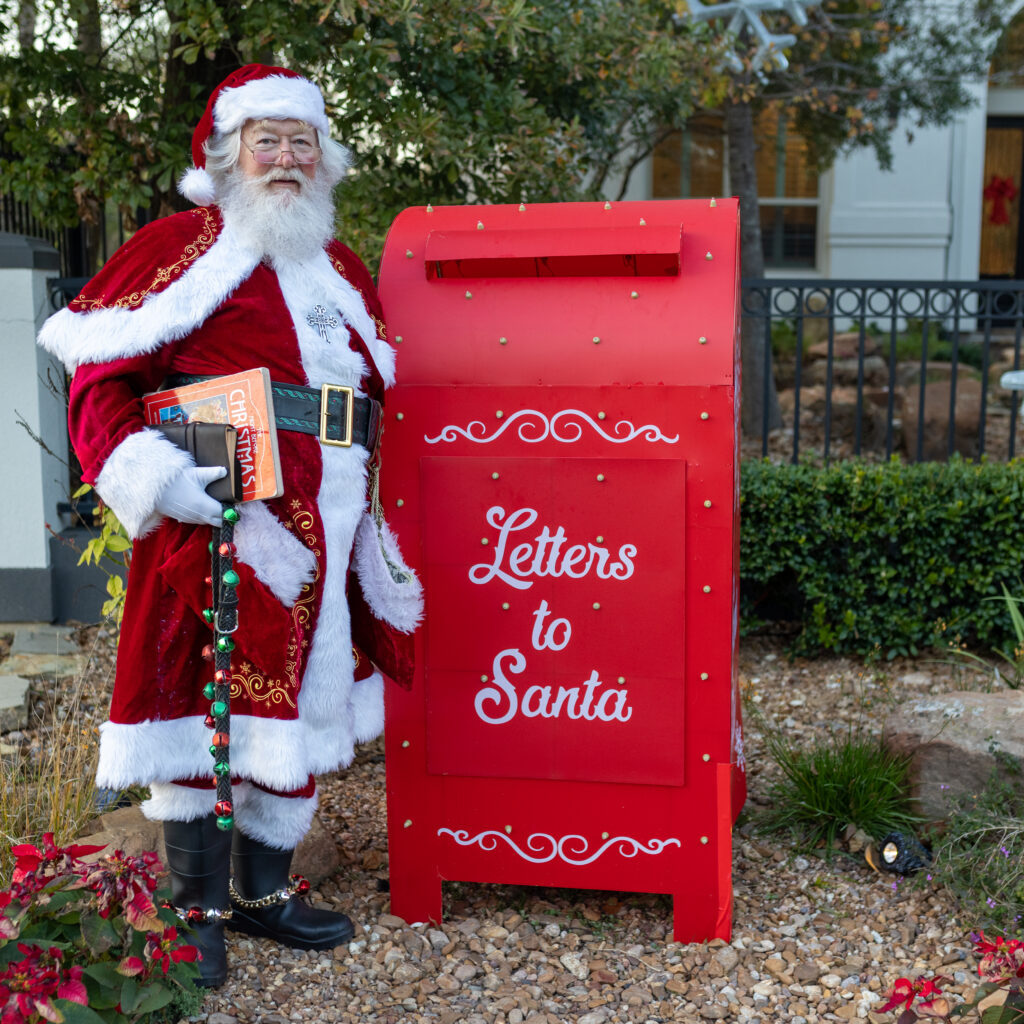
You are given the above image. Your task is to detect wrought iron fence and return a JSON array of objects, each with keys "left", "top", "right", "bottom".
[{"left": 741, "top": 279, "right": 1024, "bottom": 463}]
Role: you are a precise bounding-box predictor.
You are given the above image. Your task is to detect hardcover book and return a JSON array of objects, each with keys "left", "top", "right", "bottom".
[{"left": 143, "top": 367, "right": 283, "bottom": 501}]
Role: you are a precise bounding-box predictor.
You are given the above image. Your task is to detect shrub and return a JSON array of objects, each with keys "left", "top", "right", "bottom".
[{"left": 741, "top": 457, "right": 1024, "bottom": 658}]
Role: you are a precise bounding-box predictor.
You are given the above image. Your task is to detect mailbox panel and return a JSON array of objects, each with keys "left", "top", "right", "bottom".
[{"left": 378, "top": 199, "right": 743, "bottom": 943}]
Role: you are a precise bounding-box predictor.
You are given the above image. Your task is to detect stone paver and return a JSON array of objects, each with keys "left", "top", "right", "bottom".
[{"left": 0, "top": 673, "right": 30, "bottom": 732}]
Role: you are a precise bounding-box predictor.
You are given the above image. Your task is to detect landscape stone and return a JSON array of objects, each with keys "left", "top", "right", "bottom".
[
  {"left": 882, "top": 690, "right": 1024, "bottom": 819},
  {"left": 0, "top": 674, "right": 30, "bottom": 732},
  {"left": 900, "top": 377, "right": 982, "bottom": 460},
  {"left": 2, "top": 651, "right": 85, "bottom": 680},
  {"left": 11, "top": 626, "right": 80, "bottom": 657}
]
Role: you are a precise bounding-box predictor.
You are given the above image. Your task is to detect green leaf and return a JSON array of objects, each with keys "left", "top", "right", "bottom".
[
  {"left": 80, "top": 910, "right": 121, "bottom": 955},
  {"left": 981, "top": 1004, "right": 1024, "bottom": 1024},
  {"left": 118, "top": 976, "right": 141, "bottom": 1013},
  {"left": 52, "top": 1000, "right": 110, "bottom": 1024},
  {"left": 133, "top": 984, "right": 175, "bottom": 1015}
]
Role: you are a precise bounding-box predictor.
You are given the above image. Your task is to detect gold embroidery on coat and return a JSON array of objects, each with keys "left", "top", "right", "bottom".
[{"left": 77, "top": 208, "right": 218, "bottom": 312}]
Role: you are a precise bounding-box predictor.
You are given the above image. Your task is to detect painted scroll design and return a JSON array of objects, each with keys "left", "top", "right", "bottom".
[
  {"left": 436, "top": 828, "right": 681, "bottom": 866},
  {"left": 424, "top": 409, "right": 679, "bottom": 445}
]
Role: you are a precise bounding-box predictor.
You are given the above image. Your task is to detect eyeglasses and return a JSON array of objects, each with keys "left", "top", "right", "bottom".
[{"left": 242, "top": 132, "right": 321, "bottom": 166}]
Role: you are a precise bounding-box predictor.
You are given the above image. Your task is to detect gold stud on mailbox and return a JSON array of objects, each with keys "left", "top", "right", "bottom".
[
  {"left": 481, "top": 674, "right": 489, "bottom": 682},
  {"left": 518, "top": 204, "right": 526, "bottom": 212},
  {"left": 404, "top": 819, "right": 412, "bottom": 828},
  {"left": 604, "top": 201, "right": 612, "bottom": 210},
  {"left": 639, "top": 218, "right": 646, "bottom": 226},
  {"left": 481, "top": 538, "right": 489, "bottom": 545},
  {"left": 501, "top": 602, "right": 510, "bottom": 610},
  {"left": 702, "top": 753, "right": 710, "bottom": 762},
  {"left": 710, "top": 198, "right": 718, "bottom": 208},
  {"left": 396, "top": 412, "right": 404, "bottom": 420},
  {"left": 491, "top": 472, "right": 500, "bottom": 480},
  {"left": 596, "top": 473, "right": 605, "bottom": 481},
  {"left": 396, "top": 499, "right": 405, "bottom": 507},
  {"left": 700, "top": 835, "right": 709, "bottom": 845},
  {"left": 593, "top": 602, "right": 601, "bottom": 610},
  {"left": 405, "top": 249, "right": 414, "bottom": 258},
  {"left": 700, "top": 412, "right": 709, "bottom": 420},
  {"left": 598, "top": 411, "right": 606, "bottom": 420},
  {"left": 596, "top": 535, "right": 604, "bottom": 543},
  {"left": 700, "top": 672, "right": 709, "bottom": 681},
  {"left": 698, "top": 336, "right": 707, "bottom": 345},
  {"left": 477, "top": 221, "right": 484, "bottom": 230},
  {"left": 704, "top": 499, "right": 712, "bottom": 508},
  {"left": 504, "top": 825, "right": 512, "bottom": 834},
  {"left": 617, "top": 676, "right": 625, "bottom": 684},
  {"left": 496, "top": 410, "right": 504, "bottom": 419},
  {"left": 592, "top": 336, "right": 601, "bottom": 344},
  {"left": 631, "top": 291, "right": 639, "bottom": 299},
  {"left": 426, "top": 204, "right": 433, "bottom": 212},
  {"left": 703, "top": 585, "right": 711, "bottom": 593},
  {"left": 705, "top": 251, "right": 713, "bottom": 261},
  {"left": 402, "top": 740, "right": 411, "bottom": 748},
  {"left": 499, "top": 336, "right": 508, "bottom": 345},
  {"left": 465, "top": 290, "right": 473, "bottom": 299},
  {"left": 395, "top": 335, "right": 403, "bottom": 343},
  {"left": 601, "top": 831, "right": 610, "bottom": 840}
]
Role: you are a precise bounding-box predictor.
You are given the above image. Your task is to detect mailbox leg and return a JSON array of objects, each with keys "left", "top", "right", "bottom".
[{"left": 388, "top": 868, "right": 443, "bottom": 927}]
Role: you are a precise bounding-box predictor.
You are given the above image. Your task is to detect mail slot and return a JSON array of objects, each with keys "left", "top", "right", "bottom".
[{"left": 376, "top": 198, "right": 745, "bottom": 941}]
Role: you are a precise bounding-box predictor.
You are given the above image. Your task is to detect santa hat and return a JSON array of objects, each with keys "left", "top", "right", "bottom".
[{"left": 178, "top": 63, "right": 330, "bottom": 207}]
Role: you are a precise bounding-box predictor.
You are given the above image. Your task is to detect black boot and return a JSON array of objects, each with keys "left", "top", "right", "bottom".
[
  {"left": 162, "top": 816, "right": 233, "bottom": 988},
  {"left": 227, "top": 830, "right": 355, "bottom": 950}
]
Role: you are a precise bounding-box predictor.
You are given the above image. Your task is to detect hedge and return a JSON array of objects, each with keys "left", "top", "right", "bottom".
[{"left": 740, "top": 457, "right": 1024, "bottom": 658}]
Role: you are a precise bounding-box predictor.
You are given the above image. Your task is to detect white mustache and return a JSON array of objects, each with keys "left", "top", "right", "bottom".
[{"left": 264, "top": 169, "right": 305, "bottom": 184}]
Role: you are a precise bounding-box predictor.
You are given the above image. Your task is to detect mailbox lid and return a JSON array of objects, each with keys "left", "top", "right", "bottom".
[{"left": 378, "top": 199, "right": 738, "bottom": 389}]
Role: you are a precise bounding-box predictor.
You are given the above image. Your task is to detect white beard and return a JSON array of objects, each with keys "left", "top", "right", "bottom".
[{"left": 217, "top": 166, "right": 336, "bottom": 266}]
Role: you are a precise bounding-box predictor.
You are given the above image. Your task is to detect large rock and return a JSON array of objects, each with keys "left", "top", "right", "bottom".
[
  {"left": 804, "top": 355, "right": 888, "bottom": 388},
  {"left": 882, "top": 691, "right": 1024, "bottom": 821},
  {"left": 0, "top": 675, "right": 30, "bottom": 732},
  {"left": 806, "top": 332, "right": 880, "bottom": 361},
  {"left": 75, "top": 805, "right": 340, "bottom": 885},
  {"left": 900, "top": 377, "right": 982, "bottom": 460}
]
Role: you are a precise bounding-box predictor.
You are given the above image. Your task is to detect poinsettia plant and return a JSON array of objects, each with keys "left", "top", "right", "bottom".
[
  {"left": 0, "top": 834, "right": 202, "bottom": 1023},
  {"left": 881, "top": 933, "right": 1024, "bottom": 1022}
]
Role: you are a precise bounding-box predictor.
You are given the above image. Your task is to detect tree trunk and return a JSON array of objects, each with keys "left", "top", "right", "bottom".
[
  {"left": 17, "top": 1, "right": 36, "bottom": 53},
  {"left": 725, "top": 98, "right": 781, "bottom": 439}
]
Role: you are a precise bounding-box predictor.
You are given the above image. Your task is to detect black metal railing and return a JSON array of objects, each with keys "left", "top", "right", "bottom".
[{"left": 742, "top": 279, "right": 1024, "bottom": 463}]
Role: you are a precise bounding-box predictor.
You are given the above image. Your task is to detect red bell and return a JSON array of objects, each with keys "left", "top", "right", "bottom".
[
  {"left": 204, "top": 714, "right": 216, "bottom": 728},
  {"left": 218, "top": 541, "right": 236, "bottom": 557},
  {"left": 204, "top": 576, "right": 213, "bottom": 587},
  {"left": 214, "top": 669, "right": 231, "bottom": 684},
  {"left": 290, "top": 874, "right": 311, "bottom": 895},
  {"left": 211, "top": 732, "right": 230, "bottom": 748},
  {"left": 201, "top": 644, "right": 215, "bottom": 661},
  {"left": 214, "top": 800, "right": 233, "bottom": 816},
  {"left": 185, "top": 906, "right": 205, "bottom": 924}
]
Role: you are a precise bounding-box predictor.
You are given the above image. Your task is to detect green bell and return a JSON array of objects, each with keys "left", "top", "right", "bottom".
[
  {"left": 202, "top": 682, "right": 216, "bottom": 700},
  {"left": 216, "top": 636, "right": 235, "bottom": 653},
  {"left": 223, "top": 507, "right": 240, "bottom": 524},
  {"left": 213, "top": 761, "right": 230, "bottom": 776},
  {"left": 210, "top": 700, "right": 227, "bottom": 717},
  {"left": 202, "top": 607, "right": 214, "bottom": 623},
  {"left": 222, "top": 569, "right": 240, "bottom": 588},
  {"left": 216, "top": 815, "right": 234, "bottom": 831}
]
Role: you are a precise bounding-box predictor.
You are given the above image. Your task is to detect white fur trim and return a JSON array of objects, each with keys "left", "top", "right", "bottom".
[
  {"left": 369, "top": 335, "right": 396, "bottom": 389},
  {"left": 141, "top": 782, "right": 219, "bottom": 822},
  {"left": 37, "top": 228, "right": 260, "bottom": 371},
  {"left": 214, "top": 75, "right": 329, "bottom": 137},
  {"left": 97, "top": 713, "right": 372, "bottom": 793},
  {"left": 350, "top": 672, "right": 385, "bottom": 744},
  {"left": 234, "top": 786, "right": 318, "bottom": 850},
  {"left": 353, "top": 512, "right": 423, "bottom": 634},
  {"left": 95, "top": 428, "right": 194, "bottom": 539},
  {"left": 234, "top": 501, "right": 317, "bottom": 606},
  {"left": 178, "top": 166, "right": 216, "bottom": 206}
]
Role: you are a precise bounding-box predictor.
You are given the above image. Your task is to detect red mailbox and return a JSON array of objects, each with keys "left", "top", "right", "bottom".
[{"left": 376, "top": 198, "right": 745, "bottom": 942}]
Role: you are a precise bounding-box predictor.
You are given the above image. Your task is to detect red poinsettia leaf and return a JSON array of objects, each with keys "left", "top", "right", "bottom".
[
  {"left": 880, "top": 979, "right": 915, "bottom": 1012},
  {"left": 172, "top": 944, "right": 199, "bottom": 963},
  {"left": 33, "top": 996, "right": 63, "bottom": 1023},
  {"left": 56, "top": 977, "right": 89, "bottom": 1006},
  {"left": 116, "top": 956, "right": 146, "bottom": 978}
]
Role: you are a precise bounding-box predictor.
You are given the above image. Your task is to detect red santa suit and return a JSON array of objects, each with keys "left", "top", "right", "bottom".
[{"left": 37, "top": 202, "right": 422, "bottom": 847}]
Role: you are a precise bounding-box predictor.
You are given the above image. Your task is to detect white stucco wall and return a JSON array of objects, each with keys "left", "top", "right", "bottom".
[{"left": 0, "top": 237, "right": 67, "bottom": 571}]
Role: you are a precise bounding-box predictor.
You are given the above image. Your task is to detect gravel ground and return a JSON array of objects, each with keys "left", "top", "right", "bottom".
[{"left": 13, "top": 626, "right": 993, "bottom": 1023}]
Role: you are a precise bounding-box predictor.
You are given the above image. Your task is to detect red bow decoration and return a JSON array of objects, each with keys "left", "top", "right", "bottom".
[{"left": 985, "top": 174, "right": 1018, "bottom": 225}]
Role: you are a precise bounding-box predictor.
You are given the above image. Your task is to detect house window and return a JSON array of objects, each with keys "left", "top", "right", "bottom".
[{"left": 652, "top": 108, "right": 821, "bottom": 269}]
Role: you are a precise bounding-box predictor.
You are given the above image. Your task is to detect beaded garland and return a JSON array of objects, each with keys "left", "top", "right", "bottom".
[{"left": 202, "top": 503, "right": 241, "bottom": 831}]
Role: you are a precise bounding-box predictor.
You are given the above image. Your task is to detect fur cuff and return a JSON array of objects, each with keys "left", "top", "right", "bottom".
[
  {"left": 352, "top": 512, "right": 423, "bottom": 634},
  {"left": 95, "top": 428, "right": 194, "bottom": 539},
  {"left": 234, "top": 786, "right": 318, "bottom": 850},
  {"left": 141, "top": 782, "right": 218, "bottom": 822}
]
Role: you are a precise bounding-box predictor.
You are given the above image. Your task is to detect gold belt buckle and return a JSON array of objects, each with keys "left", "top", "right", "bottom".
[{"left": 320, "top": 384, "right": 354, "bottom": 447}]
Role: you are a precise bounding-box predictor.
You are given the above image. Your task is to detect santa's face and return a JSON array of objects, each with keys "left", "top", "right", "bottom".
[{"left": 238, "top": 118, "right": 320, "bottom": 193}]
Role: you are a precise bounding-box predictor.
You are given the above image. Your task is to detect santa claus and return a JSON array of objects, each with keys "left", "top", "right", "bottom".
[{"left": 37, "top": 64, "right": 422, "bottom": 988}]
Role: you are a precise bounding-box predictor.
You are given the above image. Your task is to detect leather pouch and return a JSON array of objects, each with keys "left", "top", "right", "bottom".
[{"left": 156, "top": 422, "right": 243, "bottom": 503}]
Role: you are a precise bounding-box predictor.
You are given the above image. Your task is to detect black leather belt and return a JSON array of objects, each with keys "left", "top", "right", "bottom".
[{"left": 168, "top": 374, "right": 383, "bottom": 453}]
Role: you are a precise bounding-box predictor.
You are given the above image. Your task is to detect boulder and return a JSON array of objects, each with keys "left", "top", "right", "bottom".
[
  {"left": 804, "top": 355, "right": 888, "bottom": 388},
  {"left": 900, "top": 377, "right": 982, "bottom": 460},
  {"left": 806, "top": 332, "right": 880, "bottom": 361},
  {"left": 895, "top": 361, "right": 976, "bottom": 389},
  {"left": 75, "top": 805, "right": 340, "bottom": 885},
  {"left": 0, "top": 675, "right": 30, "bottom": 732},
  {"left": 882, "top": 691, "right": 1024, "bottom": 821}
]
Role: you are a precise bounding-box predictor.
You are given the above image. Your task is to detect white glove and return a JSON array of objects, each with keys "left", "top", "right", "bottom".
[{"left": 154, "top": 466, "right": 227, "bottom": 527}]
